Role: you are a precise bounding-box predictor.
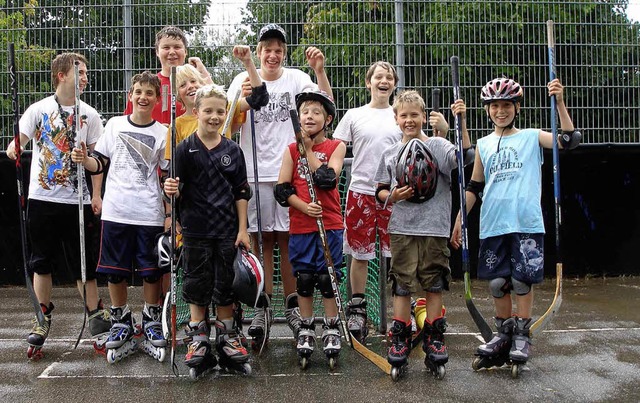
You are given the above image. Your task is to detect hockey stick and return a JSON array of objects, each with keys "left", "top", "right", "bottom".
[
  {"left": 73, "top": 60, "right": 88, "bottom": 349},
  {"left": 248, "top": 109, "right": 270, "bottom": 356},
  {"left": 9, "top": 43, "right": 45, "bottom": 327},
  {"left": 531, "top": 20, "right": 563, "bottom": 338},
  {"left": 450, "top": 56, "right": 493, "bottom": 343},
  {"left": 221, "top": 89, "right": 241, "bottom": 138},
  {"left": 169, "top": 66, "right": 179, "bottom": 375},
  {"left": 290, "top": 109, "right": 392, "bottom": 374}
]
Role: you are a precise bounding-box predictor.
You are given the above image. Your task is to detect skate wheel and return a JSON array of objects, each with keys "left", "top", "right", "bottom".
[
  {"left": 472, "top": 357, "right": 482, "bottom": 371},
  {"left": 300, "top": 356, "right": 309, "bottom": 370},
  {"left": 436, "top": 365, "right": 446, "bottom": 380},
  {"left": 511, "top": 363, "right": 520, "bottom": 379},
  {"left": 27, "top": 346, "right": 43, "bottom": 361},
  {"left": 242, "top": 363, "right": 252, "bottom": 375},
  {"left": 390, "top": 366, "right": 401, "bottom": 381},
  {"left": 107, "top": 349, "right": 117, "bottom": 364},
  {"left": 328, "top": 357, "right": 337, "bottom": 370},
  {"left": 157, "top": 347, "right": 166, "bottom": 363},
  {"left": 189, "top": 367, "right": 198, "bottom": 380}
]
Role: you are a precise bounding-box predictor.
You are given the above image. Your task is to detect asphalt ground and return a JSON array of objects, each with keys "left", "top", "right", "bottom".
[{"left": 1, "top": 276, "right": 639, "bottom": 403}]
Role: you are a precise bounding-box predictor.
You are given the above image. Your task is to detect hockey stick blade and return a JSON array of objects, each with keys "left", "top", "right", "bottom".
[
  {"left": 451, "top": 56, "right": 493, "bottom": 342},
  {"left": 531, "top": 263, "right": 563, "bottom": 338},
  {"left": 9, "top": 43, "right": 45, "bottom": 327}
]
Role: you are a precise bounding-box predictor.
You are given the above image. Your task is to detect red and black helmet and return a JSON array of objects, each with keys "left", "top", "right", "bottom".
[
  {"left": 395, "top": 138, "right": 439, "bottom": 203},
  {"left": 481, "top": 78, "right": 523, "bottom": 105},
  {"left": 232, "top": 245, "right": 264, "bottom": 308}
]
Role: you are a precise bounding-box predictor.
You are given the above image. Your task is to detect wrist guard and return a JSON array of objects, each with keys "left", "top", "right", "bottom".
[{"left": 246, "top": 83, "right": 269, "bottom": 110}]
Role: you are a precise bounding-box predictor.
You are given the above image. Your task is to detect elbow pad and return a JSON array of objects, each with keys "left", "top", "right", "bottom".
[
  {"left": 274, "top": 182, "right": 296, "bottom": 207},
  {"left": 462, "top": 146, "right": 475, "bottom": 167},
  {"left": 313, "top": 164, "right": 337, "bottom": 190},
  {"left": 88, "top": 151, "right": 108, "bottom": 175},
  {"left": 466, "top": 180, "right": 485, "bottom": 199},
  {"left": 245, "top": 83, "right": 269, "bottom": 110},
  {"left": 234, "top": 182, "right": 252, "bottom": 201},
  {"left": 558, "top": 130, "right": 581, "bottom": 150}
]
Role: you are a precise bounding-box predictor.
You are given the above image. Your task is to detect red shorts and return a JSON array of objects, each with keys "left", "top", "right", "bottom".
[{"left": 343, "top": 190, "right": 391, "bottom": 260}]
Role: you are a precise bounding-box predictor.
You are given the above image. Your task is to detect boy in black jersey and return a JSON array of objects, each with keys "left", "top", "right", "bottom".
[{"left": 163, "top": 85, "right": 252, "bottom": 371}]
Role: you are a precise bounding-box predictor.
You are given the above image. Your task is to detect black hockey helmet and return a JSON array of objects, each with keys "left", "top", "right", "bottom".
[
  {"left": 232, "top": 245, "right": 265, "bottom": 308},
  {"left": 395, "top": 138, "right": 439, "bottom": 203},
  {"left": 154, "top": 231, "right": 172, "bottom": 271},
  {"left": 295, "top": 89, "right": 336, "bottom": 124}
]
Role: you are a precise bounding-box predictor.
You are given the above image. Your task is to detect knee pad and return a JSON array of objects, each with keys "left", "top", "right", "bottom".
[
  {"left": 317, "top": 273, "right": 335, "bottom": 298},
  {"left": 143, "top": 274, "right": 161, "bottom": 284},
  {"left": 426, "top": 276, "right": 445, "bottom": 293},
  {"left": 489, "top": 277, "right": 512, "bottom": 298},
  {"left": 391, "top": 278, "right": 412, "bottom": 297},
  {"left": 107, "top": 274, "right": 127, "bottom": 285},
  {"left": 511, "top": 277, "right": 532, "bottom": 296},
  {"left": 296, "top": 271, "right": 316, "bottom": 298}
]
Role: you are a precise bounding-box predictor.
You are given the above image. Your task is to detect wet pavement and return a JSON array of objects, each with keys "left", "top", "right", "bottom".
[{"left": 1, "top": 276, "right": 639, "bottom": 402}]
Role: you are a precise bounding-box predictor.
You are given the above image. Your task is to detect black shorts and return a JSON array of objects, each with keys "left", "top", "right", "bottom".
[
  {"left": 182, "top": 236, "right": 236, "bottom": 307},
  {"left": 478, "top": 233, "right": 545, "bottom": 284},
  {"left": 27, "top": 199, "right": 96, "bottom": 281}
]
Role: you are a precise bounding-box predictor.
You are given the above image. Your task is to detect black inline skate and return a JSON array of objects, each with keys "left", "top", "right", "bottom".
[
  {"left": 214, "top": 319, "right": 251, "bottom": 375},
  {"left": 284, "top": 293, "right": 302, "bottom": 339},
  {"left": 88, "top": 299, "right": 111, "bottom": 354},
  {"left": 422, "top": 314, "right": 448, "bottom": 380},
  {"left": 140, "top": 304, "right": 167, "bottom": 362},
  {"left": 26, "top": 303, "right": 54, "bottom": 360},
  {"left": 184, "top": 320, "right": 217, "bottom": 380},
  {"left": 248, "top": 294, "right": 272, "bottom": 352},
  {"left": 346, "top": 296, "right": 368, "bottom": 344},
  {"left": 387, "top": 319, "right": 411, "bottom": 381},
  {"left": 509, "top": 316, "right": 532, "bottom": 378},
  {"left": 321, "top": 316, "right": 341, "bottom": 370},
  {"left": 105, "top": 306, "right": 139, "bottom": 364},
  {"left": 297, "top": 318, "right": 316, "bottom": 369},
  {"left": 472, "top": 317, "right": 515, "bottom": 372}
]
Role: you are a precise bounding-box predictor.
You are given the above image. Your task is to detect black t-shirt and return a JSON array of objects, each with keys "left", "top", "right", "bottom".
[{"left": 175, "top": 134, "right": 248, "bottom": 239}]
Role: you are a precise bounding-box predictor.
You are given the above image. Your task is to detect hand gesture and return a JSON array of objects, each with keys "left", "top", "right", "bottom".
[
  {"left": 71, "top": 141, "right": 88, "bottom": 164},
  {"left": 305, "top": 47, "right": 325, "bottom": 72},
  {"left": 428, "top": 111, "right": 449, "bottom": 134},
  {"left": 233, "top": 45, "right": 252, "bottom": 64}
]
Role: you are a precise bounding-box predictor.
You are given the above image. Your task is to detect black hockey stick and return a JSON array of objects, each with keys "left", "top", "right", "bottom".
[
  {"left": 9, "top": 43, "right": 45, "bottom": 327},
  {"left": 531, "top": 20, "right": 563, "bottom": 338},
  {"left": 249, "top": 109, "right": 271, "bottom": 356},
  {"left": 451, "top": 56, "right": 493, "bottom": 342},
  {"left": 290, "top": 109, "right": 392, "bottom": 374},
  {"left": 73, "top": 60, "right": 88, "bottom": 349},
  {"left": 169, "top": 66, "right": 179, "bottom": 375}
]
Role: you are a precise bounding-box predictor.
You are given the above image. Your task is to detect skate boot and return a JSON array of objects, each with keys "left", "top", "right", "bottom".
[
  {"left": 140, "top": 304, "right": 167, "bottom": 362},
  {"left": 472, "top": 317, "right": 515, "bottom": 371},
  {"left": 184, "top": 320, "right": 217, "bottom": 380},
  {"left": 88, "top": 299, "right": 111, "bottom": 353},
  {"left": 284, "top": 293, "right": 302, "bottom": 339},
  {"left": 509, "top": 316, "right": 532, "bottom": 378},
  {"left": 248, "top": 294, "right": 272, "bottom": 352},
  {"left": 346, "top": 296, "right": 368, "bottom": 343},
  {"left": 215, "top": 319, "right": 251, "bottom": 375},
  {"left": 322, "top": 316, "right": 341, "bottom": 370},
  {"left": 233, "top": 303, "right": 248, "bottom": 348},
  {"left": 105, "top": 305, "right": 139, "bottom": 364},
  {"left": 422, "top": 312, "right": 448, "bottom": 380},
  {"left": 26, "top": 302, "right": 54, "bottom": 360},
  {"left": 387, "top": 319, "right": 411, "bottom": 381},
  {"left": 297, "top": 318, "right": 316, "bottom": 370}
]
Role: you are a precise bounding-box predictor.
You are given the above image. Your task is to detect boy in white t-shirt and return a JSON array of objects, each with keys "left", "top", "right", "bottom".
[
  {"left": 227, "top": 23, "right": 333, "bottom": 344},
  {"left": 5, "top": 52, "right": 110, "bottom": 357},
  {"left": 72, "top": 71, "right": 170, "bottom": 363}
]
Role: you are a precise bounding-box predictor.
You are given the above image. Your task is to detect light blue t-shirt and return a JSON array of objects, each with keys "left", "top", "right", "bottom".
[{"left": 477, "top": 128, "right": 545, "bottom": 239}]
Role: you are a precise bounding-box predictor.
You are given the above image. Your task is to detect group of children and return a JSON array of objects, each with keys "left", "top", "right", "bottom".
[{"left": 6, "top": 22, "right": 580, "bottom": 378}]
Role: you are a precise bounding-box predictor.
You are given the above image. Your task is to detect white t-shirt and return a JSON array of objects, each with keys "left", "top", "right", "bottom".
[
  {"left": 333, "top": 105, "right": 402, "bottom": 195},
  {"left": 95, "top": 116, "right": 169, "bottom": 226},
  {"left": 228, "top": 68, "right": 317, "bottom": 182},
  {"left": 19, "top": 95, "right": 103, "bottom": 204}
]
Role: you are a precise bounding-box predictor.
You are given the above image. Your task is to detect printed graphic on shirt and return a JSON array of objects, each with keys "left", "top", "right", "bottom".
[
  {"left": 487, "top": 146, "right": 523, "bottom": 184},
  {"left": 35, "top": 110, "right": 85, "bottom": 192},
  {"left": 254, "top": 92, "right": 292, "bottom": 123},
  {"left": 117, "top": 131, "right": 158, "bottom": 182}
]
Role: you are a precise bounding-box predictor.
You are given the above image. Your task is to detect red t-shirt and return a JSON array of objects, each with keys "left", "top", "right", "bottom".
[
  {"left": 124, "top": 72, "right": 186, "bottom": 124},
  {"left": 288, "top": 139, "right": 343, "bottom": 234}
]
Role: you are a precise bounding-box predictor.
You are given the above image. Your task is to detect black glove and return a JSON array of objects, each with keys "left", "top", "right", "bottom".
[{"left": 245, "top": 83, "right": 269, "bottom": 110}]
